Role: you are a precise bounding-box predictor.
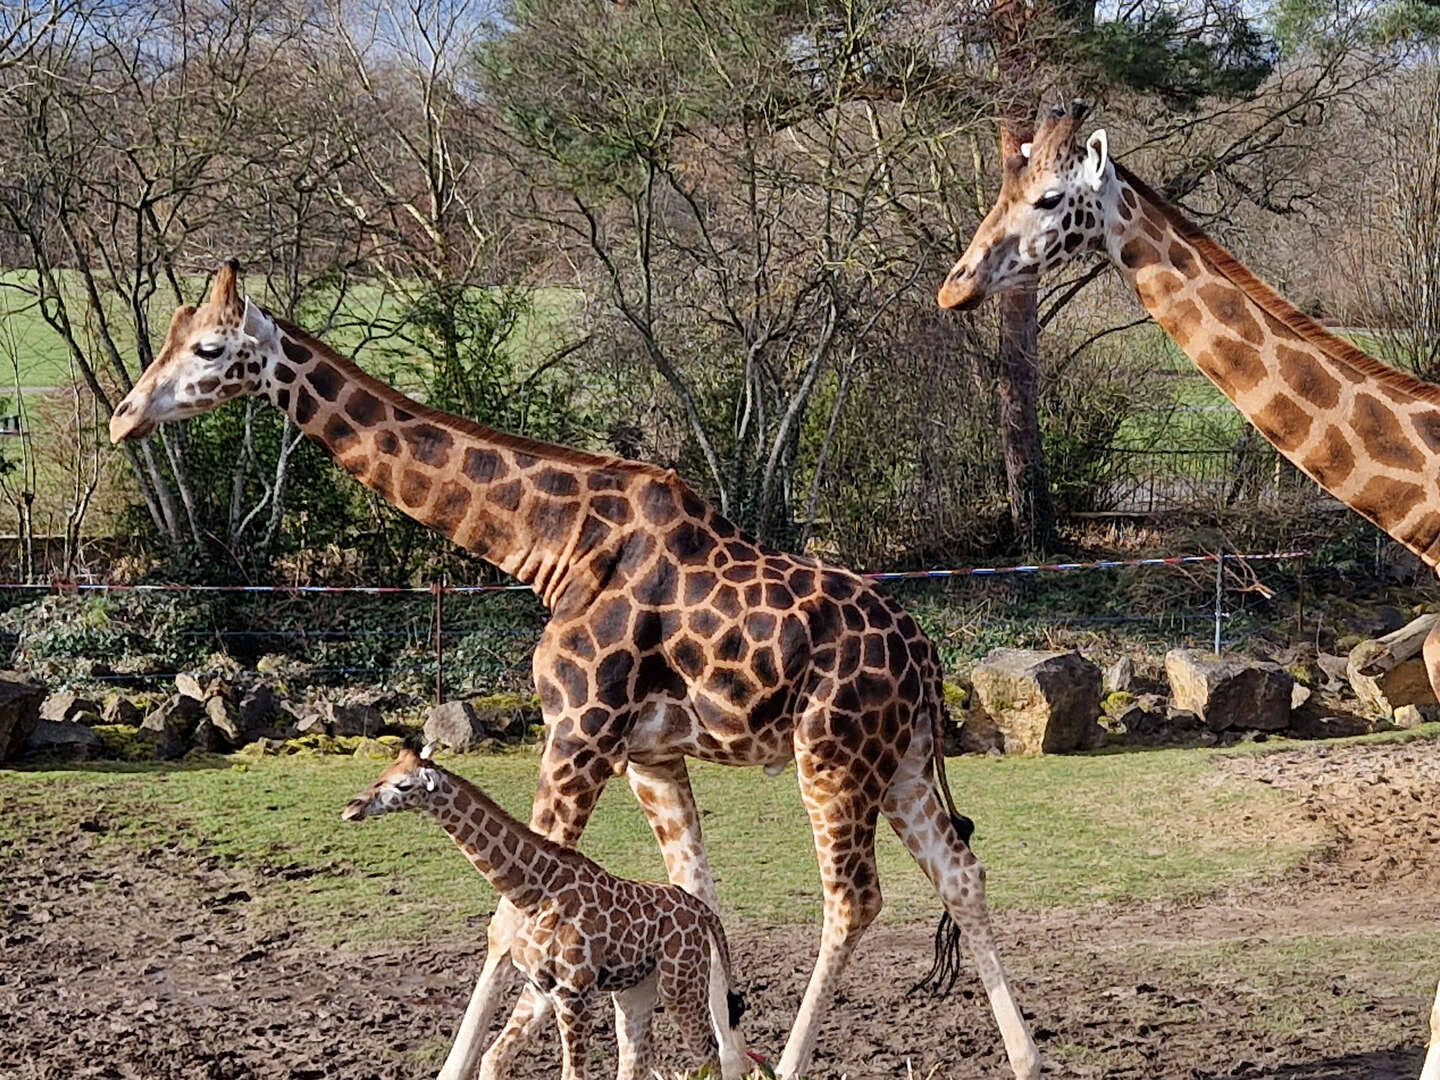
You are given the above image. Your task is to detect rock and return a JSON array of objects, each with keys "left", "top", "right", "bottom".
[
  {"left": 138, "top": 695, "right": 205, "bottom": 760},
  {"left": 290, "top": 712, "right": 329, "bottom": 738},
  {"left": 24, "top": 718, "right": 102, "bottom": 760},
  {"left": 1291, "top": 683, "right": 1312, "bottom": 711},
  {"left": 1103, "top": 657, "right": 1135, "bottom": 695},
  {"left": 174, "top": 673, "right": 206, "bottom": 701},
  {"left": 102, "top": 695, "right": 143, "bottom": 727},
  {"left": 39, "top": 692, "right": 101, "bottom": 723},
  {"left": 0, "top": 671, "right": 45, "bottom": 762},
  {"left": 957, "top": 709, "right": 1003, "bottom": 755},
  {"left": 1164, "top": 649, "right": 1293, "bottom": 732},
  {"left": 238, "top": 682, "right": 292, "bottom": 738},
  {"left": 423, "top": 698, "right": 522, "bottom": 752},
  {"left": 968, "top": 649, "right": 1103, "bottom": 755},
  {"left": 190, "top": 718, "right": 231, "bottom": 753},
  {"left": 1393, "top": 704, "right": 1438, "bottom": 729},
  {"left": 1316, "top": 653, "right": 1351, "bottom": 691},
  {"left": 204, "top": 695, "right": 246, "bottom": 745},
  {"left": 318, "top": 700, "right": 383, "bottom": 738},
  {"left": 1347, "top": 613, "right": 1440, "bottom": 716},
  {"left": 347, "top": 687, "right": 421, "bottom": 713}
]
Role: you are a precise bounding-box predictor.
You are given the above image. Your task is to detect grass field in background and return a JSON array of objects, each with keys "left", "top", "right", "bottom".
[{"left": 0, "top": 741, "right": 1322, "bottom": 946}]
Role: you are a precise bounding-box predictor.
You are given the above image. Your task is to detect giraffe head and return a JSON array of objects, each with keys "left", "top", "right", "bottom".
[
  {"left": 938, "top": 102, "right": 1113, "bottom": 311},
  {"left": 341, "top": 745, "right": 446, "bottom": 821},
  {"left": 109, "top": 260, "right": 278, "bottom": 442}
]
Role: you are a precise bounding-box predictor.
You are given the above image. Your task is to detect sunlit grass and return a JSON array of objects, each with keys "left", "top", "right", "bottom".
[{"left": 0, "top": 743, "right": 1322, "bottom": 945}]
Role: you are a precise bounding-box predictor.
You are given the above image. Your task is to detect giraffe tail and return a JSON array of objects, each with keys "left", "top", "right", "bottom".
[
  {"left": 702, "top": 909, "right": 750, "bottom": 1079},
  {"left": 911, "top": 677, "right": 974, "bottom": 998}
]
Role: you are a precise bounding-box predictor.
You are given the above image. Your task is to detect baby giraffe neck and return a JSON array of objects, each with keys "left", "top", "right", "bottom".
[
  {"left": 425, "top": 773, "right": 561, "bottom": 912},
  {"left": 1104, "top": 164, "right": 1440, "bottom": 568}
]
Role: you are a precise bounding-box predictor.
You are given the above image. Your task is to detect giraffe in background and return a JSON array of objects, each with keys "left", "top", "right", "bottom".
[
  {"left": 940, "top": 99, "right": 1440, "bottom": 1077},
  {"left": 109, "top": 263, "right": 1041, "bottom": 1080}
]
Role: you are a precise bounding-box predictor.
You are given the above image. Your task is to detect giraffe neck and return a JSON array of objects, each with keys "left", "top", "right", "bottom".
[
  {"left": 257, "top": 315, "right": 624, "bottom": 604},
  {"left": 424, "top": 770, "right": 567, "bottom": 913},
  {"left": 1104, "top": 162, "right": 1440, "bottom": 567}
]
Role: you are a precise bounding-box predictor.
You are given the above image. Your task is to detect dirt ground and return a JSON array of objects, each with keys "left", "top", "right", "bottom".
[{"left": 5, "top": 739, "right": 1440, "bottom": 1080}]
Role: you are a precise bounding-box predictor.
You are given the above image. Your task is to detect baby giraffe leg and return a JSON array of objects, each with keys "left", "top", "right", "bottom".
[
  {"left": 479, "top": 985, "right": 552, "bottom": 1080},
  {"left": 613, "top": 973, "right": 660, "bottom": 1080},
  {"left": 553, "top": 988, "right": 598, "bottom": 1080},
  {"left": 658, "top": 965, "right": 721, "bottom": 1076}
]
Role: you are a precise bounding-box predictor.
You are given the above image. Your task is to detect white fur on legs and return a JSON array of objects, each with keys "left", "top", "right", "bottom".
[
  {"left": 479, "top": 985, "right": 551, "bottom": 1080},
  {"left": 707, "top": 940, "right": 747, "bottom": 1080},
  {"left": 1421, "top": 978, "right": 1440, "bottom": 1080},
  {"left": 438, "top": 902, "right": 521, "bottom": 1080}
]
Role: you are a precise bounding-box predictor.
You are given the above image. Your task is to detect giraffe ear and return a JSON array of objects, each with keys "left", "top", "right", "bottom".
[
  {"left": 242, "top": 297, "right": 279, "bottom": 349},
  {"left": 1083, "top": 129, "right": 1109, "bottom": 192},
  {"left": 419, "top": 741, "right": 436, "bottom": 761},
  {"left": 1020, "top": 142, "right": 1032, "bottom": 159},
  {"left": 423, "top": 770, "right": 437, "bottom": 793}
]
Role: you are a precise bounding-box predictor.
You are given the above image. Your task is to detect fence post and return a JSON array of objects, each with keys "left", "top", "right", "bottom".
[
  {"left": 1213, "top": 551, "right": 1225, "bottom": 656},
  {"left": 433, "top": 577, "right": 446, "bottom": 707}
]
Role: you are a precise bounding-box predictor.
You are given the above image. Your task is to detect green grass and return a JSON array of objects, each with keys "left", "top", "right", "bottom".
[{"left": 0, "top": 743, "right": 1320, "bottom": 946}]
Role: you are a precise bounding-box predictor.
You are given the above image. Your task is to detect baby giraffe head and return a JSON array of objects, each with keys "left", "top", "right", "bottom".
[
  {"left": 109, "top": 259, "right": 287, "bottom": 443},
  {"left": 938, "top": 101, "right": 1113, "bottom": 311},
  {"left": 341, "top": 745, "right": 446, "bottom": 821}
]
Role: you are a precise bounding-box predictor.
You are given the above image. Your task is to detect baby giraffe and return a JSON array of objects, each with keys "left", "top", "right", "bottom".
[{"left": 342, "top": 747, "right": 749, "bottom": 1080}]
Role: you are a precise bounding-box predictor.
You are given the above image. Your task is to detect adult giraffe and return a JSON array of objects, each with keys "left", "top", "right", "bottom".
[
  {"left": 940, "top": 99, "right": 1440, "bottom": 1076},
  {"left": 108, "top": 263, "right": 1041, "bottom": 1080}
]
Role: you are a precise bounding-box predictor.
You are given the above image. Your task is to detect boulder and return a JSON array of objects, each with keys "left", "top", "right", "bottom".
[
  {"left": 1103, "top": 657, "right": 1135, "bottom": 695},
  {"left": 1316, "top": 653, "right": 1351, "bottom": 692},
  {"left": 40, "top": 692, "right": 101, "bottom": 723},
  {"left": 1164, "top": 650, "right": 1292, "bottom": 732},
  {"left": 24, "top": 718, "right": 102, "bottom": 761},
  {"left": 1347, "top": 613, "right": 1440, "bottom": 716},
  {"left": 204, "top": 695, "right": 246, "bottom": 746},
  {"left": 138, "top": 695, "right": 205, "bottom": 760},
  {"left": 968, "top": 649, "right": 1103, "bottom": 755},
  {"left": 174, "top": 673, "right": 207, "bottom": 701},
  {"left": 956, "top": 709, "right": 1003, "bottom": 755},
  {"left": 290, "top": 711, "right": 329, "bottom": 737},
  {"left": 0, "top": 671, "right": 46, "bottom": 762},
  {"left": 102, "top": 695, "right": 143, "bottom": 727},
  {"left": 319, "top": 700, "right": 383, "bottom": 738},
  {"left": 423, "top": 699, "right": 520, "bottom": 752},
  {"left": 237, "top": 682, "right": 293, "bottom": 738},
  {"left": 1393, "top": 704, "right": 1437, "bottom": 729}
]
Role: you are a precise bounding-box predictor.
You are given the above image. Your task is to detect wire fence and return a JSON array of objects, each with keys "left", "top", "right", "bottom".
[{"left": 0, "top": 549, "right": 1312, "bottom": 702}]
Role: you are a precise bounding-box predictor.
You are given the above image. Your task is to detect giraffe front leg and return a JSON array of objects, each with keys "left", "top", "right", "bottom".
[
  {"left": 438, "top": 903, "right": 522, "bottom": 1080},
  {"left": 612, "top": 973, "right": 660, "bottom": 1080},
  {"left": 473, "top": 711, "right": 619, "bottom": 1078},
  {"left": 478, "top": 984, "right": 552, "bottom": 1080},
  {"left": 626, "top": 757, "right": 718, "bottom": 907}
]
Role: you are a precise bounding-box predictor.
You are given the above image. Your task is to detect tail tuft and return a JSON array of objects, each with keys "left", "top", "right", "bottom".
[
  {"left": 726, "top": 989, "right": 747, "bottom": 1028},
  {"left": 910, "top": 811, "right": 975, "bottom": 997}
]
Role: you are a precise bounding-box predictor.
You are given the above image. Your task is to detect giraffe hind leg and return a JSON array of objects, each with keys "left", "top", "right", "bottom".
[
  {"left": 883, "top": 775, "right": 1040, "bottom": 1080},
  {"left": 613, "top": 973, "right": 660, "bottom": 1080}
]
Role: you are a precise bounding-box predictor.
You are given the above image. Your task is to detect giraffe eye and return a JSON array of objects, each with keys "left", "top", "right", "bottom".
[
  {"left": 1033, "top": 192, "right": 1063, "bottom": 211},
  {"left": 194, "top": 342, "right": 225, "bottom": 360}
]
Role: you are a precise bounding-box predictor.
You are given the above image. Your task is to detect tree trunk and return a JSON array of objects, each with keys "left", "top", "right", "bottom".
[
  {"left": 987, "top": 0, "right": 1056, "bottom": 553},
  {"left": 996, "top": 284, "right": 1054, "bottom": 551}
]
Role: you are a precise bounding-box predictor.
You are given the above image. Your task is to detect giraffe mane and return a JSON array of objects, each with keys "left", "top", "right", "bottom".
[
  {"left": 269, "top": 314, "right": 671, "bottom": 477},
  {"left": 1112, "top": 161, "right": 1440, "bottom": 406}
]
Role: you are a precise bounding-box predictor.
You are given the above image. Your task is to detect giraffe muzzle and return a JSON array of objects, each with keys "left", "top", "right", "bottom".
[
  {"left": 340, "top": 798, "right": 370, "bottom": 821},
  {"left": 109, "top": 394, "right": 157, "bottom": 443}
]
